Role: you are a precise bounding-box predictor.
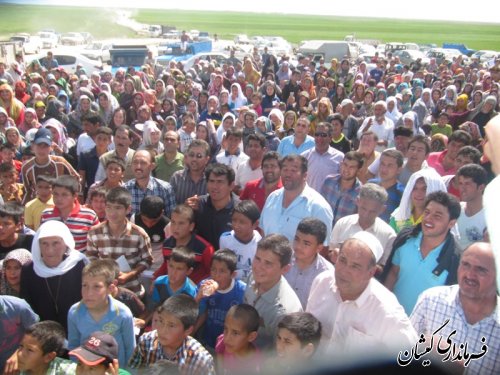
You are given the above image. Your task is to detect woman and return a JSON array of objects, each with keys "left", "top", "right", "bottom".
[
  {"left": 228, "top": 82, "right": 247, "bottom": 111},
  {"left": 186, "top": 98, "right": 199, "bottom": 124},
  {"left": 0, "top": 248, "right": 32, "bottom": 297},
  {"left": 67, "top": 95, "right": 93, "bottom": 137},
  {"left": 243, "top": 59, "right": 261, "bottom": 89},
  {"left": 301, "top": 75, "right": 316, "bottom": 101},
  {"left": 261, "top": 81, "right": 280, "bottom": 116},
  {"left": 97, "top": 91, "right": 116, "bottom": 125},
  {"left": 20, "top": 221, "right": 87, "bottom": 332},
  {"left": 268, "top": 108, "right": 284, "bottom": 134},
  {"left": 5, "top": 127, "right": 26, "bottom": 159},
  {"left": 19, "top": 107, "right": 41, "bottom": 136},
  {"left": 283, "top": 110, "right": 297, "bottom": 135},
  {"left": 443, "top": 85, "right": 458, "bottom": 106},
  {"left": 196, "top": 121, "right": 219, "bottom": 157},
  {"left": 390, "top": 169, "right": 446, "bottom": 233},
  {"left": 154, "top": 79, "right": 167, "bottom": 101},
  {"left": 331, "top": 83, "right": 346, "bottom": 110},
  {"left": 109, "top": 107, "right": 127, "bottom": 132},
  {"left": 0, "top": 83, "right": 25, "bottom": 127},
  {"left": 309, "top": 97, "right": 332, "bottom": 135},
  {"left": 119, "top": 78, "right": 136, "bottom": 110},
  {"left": 44, "top": 118, "right": 74, "bottom": 156},
  {"left": 350, "top": 80, "right": 366, "bottom": 104},
  {"left": 137, "top": 120, "right": 164, "bottom": 155}
]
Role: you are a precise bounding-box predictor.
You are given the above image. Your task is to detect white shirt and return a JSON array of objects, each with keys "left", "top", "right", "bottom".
[
  {"left": 215, "top": 150, "right": 249, "bottom": 173},
  {"left": 357, "top": 116, "right": 395, "bottom": 152},
  {"left": 457, "top": 202, "right": 486, "bottom": 251},
  {"left": 219, "top": 230, "right": 262, "bottom": 281},
  {"left": 76, "top": 133, "right": 96, "bottom": 156},
  {"left": 235, "top": 160, "right": 262, "bottom": 189}
]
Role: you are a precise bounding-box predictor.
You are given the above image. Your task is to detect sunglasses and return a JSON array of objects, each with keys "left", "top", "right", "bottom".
[
  {"left": 188, "top": 152, "right": 205, "bottom": 159},
  {"left": 314, "top": 132, "right": 329, "bottom": 138}
]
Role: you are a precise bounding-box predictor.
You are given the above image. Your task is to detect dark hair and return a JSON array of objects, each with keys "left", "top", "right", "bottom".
[
  {"left": 212, "top": 248, "right": 238, "bottom": 273},
  {"left": 424, "top": 191, "right": 461, "bottom": 221},
  {"left": 81, "top": 113, "right": 103, "bottom": 126},
  {"left": 227, "top": 304, "right": 260, "bottom": 333},
  {"left": 95, "top": 127, "right": 113, "bottom": 138},
  {"left": 257, "top": 234, "right": 292, "bottom": 267},
  {"left": 233, "top": 200, "right": 260, "bottom": 224},
  {"left": 140, "top": 195, "right": 164, "bottom": 219},
  {"left": 187, "top": 139, "right": 210, "bottom": 156},
  {"left": 449, "top": 130, "right": 472, "bottom": 146},
  {"left": 381, "top": 149, "right": 404, "bottom": 168},
  {"left": 456, "top": 164, "right": 488, "bottom": 187},
  {"left": 133, "top": 149, "right": 155, "bottom": 164},
  {"left": 261, "top": 151, "right": 281, "bottom": 167},
  {"left": 170, "top": 246, "right": 196, "bottom": 269},
  {"left": 114, "top": 125, "right": 132, "bottom": 139},
  {"left": 316, "top": 121, "right": 333, "bottom": 136},
  {"left": 296, "top": 217, "right": 327, "bottom": 244},
  {"left": 82, "top": 259, "right": 116, "bottom": 285},
  {"left": 327, "top": 113, "right": 344, "bottom": 126},
  {"left": 0, "top": 202, "right": 24, "bottom": 224},
  {"left": 408, "top": 135, "right": 431, "bottom": 155},
  {"left": 280, "top": 154, "right": 307, "bottom": 174},
  {"left": 246, "top": 132, "right": 266, "bottom": 148},
  {"left": 359, "top": 130, "right": 379, "bottom": 142},
  {"left": 343, "top": 151, "right": 364, "bottom": 169},
  {"left": 205, "top": 163, "right": 235, "bottom": 185},
  {"left": 35, "top": 175, "right": 53, "bottom": 185},
  {"left": 24, "top": 321, "right": 66, "bottom": 356},
  {"left": 0, "top": 143, "right": 16, "bottom": 152},
  {"left": 104, "top": 156, "right": 126, "bottom": 171},
  {"left": 277, "top": 312, "right": 322, "bottom": 350},
  {"left": 89, "top": 187, "right": 107, "bottom": 202},
  {"left": 456, "top": 145, "right": 482, "bottom": 164},
  {"left": 52, "top": 175, "right": 79, "bottom": 195},
  {"left": 225, "top": 126, "right": 243, "bottom": 139},
  {"left": 105, "top": 186, "right": 131, "bottom": 209},
  {"left": 0, "top": 162, "right": 16, "bottom": 175},
  {"left": 160, "top": 294, "right": 198, "bottom": 329},
  {"left": 172, "top": 204, "right": 194, "bottom": 223}
]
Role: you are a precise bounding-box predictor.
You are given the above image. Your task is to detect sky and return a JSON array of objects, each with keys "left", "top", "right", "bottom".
[{"left": 8, "top": 0, "right": 500, "bottom": 24}]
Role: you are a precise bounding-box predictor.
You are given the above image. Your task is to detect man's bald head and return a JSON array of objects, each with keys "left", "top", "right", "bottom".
[{"left": 458, "top": 242, "right": 497, "bottom": 301}]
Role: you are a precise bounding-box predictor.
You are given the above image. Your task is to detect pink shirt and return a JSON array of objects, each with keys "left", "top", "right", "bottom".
[
  {"left": 426, "top": 150, "right": 456, "bottom": 176},
  {"left": 215, "top": 334, "right": 263, "bottom": 375}
]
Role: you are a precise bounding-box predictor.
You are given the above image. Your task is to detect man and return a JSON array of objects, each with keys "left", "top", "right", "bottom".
[
  {"left": 410, "top": 242, "right": 500, "bottom": 374},
  {"left": 307, "top": 231, "right": 417, "bottom": 352},
  {"left": 427, "top": 130, "right": 471, "bottom": 176},
  {"left": 328, "top": 114, "right": 351, "bottom": 154},
  {"left": 260, "top": 154, "right": 333, "bottom": 245},
  {"left": 76, "top": 113, "right": 103, "bottom": 157},
  {"left": 281, "top": 69, "right": 301, "bottom": 102},
  {"left": 329, "top": 183, "right": 396, "bottom": 268},
  {"left": 301, "top": 122, "right": 344, "bottom": 192},
  {"left": 356, "top": 131, "right": 379, "bottom": 184},
  {"left": 357, "top": 100, "right": 395, "bottom": 152},
  {"left": 124, "top": 150, "right": 176, "bottom": 217},
  {"left": 154, "top": 130, "right": 184, "bottom": 183},
  {"left": 277, "top": 117, "right": 315, "bottom": 157},
  {"left": 240, "top": 151, "right": 283, "bottom": 211},
  {"left": 368, "top": 149, "right": 405, "bottom": 223},
  {"left": 443, "top": 145, "right": 482, "bottom": 199},
  {"left": 337, "top": 99, "right": 359, "bottom": 142},
  {"left": 95, "top": 125, "right": 135, "bottom": 182},
  {"left": 320, "top": 151, "right": 363, "bottom": 226},
  {"left": 170, "top": 139, "right": 210, "bottom": 205},
  {"left": 456, "top": 164, "right": 487, "bottom": 250},
  {"left": 234, "top": 133, "right": 266, "bottom": 195},
  {"left": 383, "top": 191, "right": 461, "bottom": 315},
  {"left": 399, "top": 135, "right": 430, "bottom": 185},
  {"left": 41, "top": 51, "right": 58, "bottom": 70}
]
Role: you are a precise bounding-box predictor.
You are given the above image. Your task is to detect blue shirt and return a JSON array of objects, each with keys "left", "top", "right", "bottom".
[
  {"left": 277, "top": 135, "right": 315, "bottom": 157},
  {"left": 125, "top": 176, "right": 176, "bottom": 217},
  {"left": 67, "top": 296, "right": 135, "bottom": 367},
  {"left": 152, "top": 275, "right": 198, "bottom": 304},
  {"left": 392, "top": 232, "right": 448, "bottom": 315},
  {"left": 368, "top": 178, "right": 405, "bottom": 223},
  {"left": 260, "top": 184, "right": 333, "bottom": 245}
]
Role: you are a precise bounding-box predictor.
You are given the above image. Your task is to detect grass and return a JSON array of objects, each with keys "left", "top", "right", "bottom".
[{"left": 0, "top": 3, "right": 499, "bottom": 51}]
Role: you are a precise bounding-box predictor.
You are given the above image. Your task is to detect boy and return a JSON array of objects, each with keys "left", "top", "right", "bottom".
[
  {"left": 215, "top": 304, "right": 262, "bottom": 375},
  {"left": 0, "top": 202, "right": 33, "bottom": 260},
  {"left": 0, "top": 162, "right": 23, "bottom": 203},
  {"left": 17, "top": 321, "right": 77, "bottom": 374},
  {"left": 24, "top": 175, "right": 54, "bottom": 231},
  {"left": 285, "top": 217, "right": 334, "bottom": 308},
  {"left": 431, "top": 111, "right": 453, "bottom": 137},
  {"left": 67, "top": 260, "right": 136, "bottom": 367},
  {"left": 152, "top": 246, "right": 198, "bottom": 306},
  {"left": 129, "top": 294, "right": 215, "bottom": 374},
  {"left": 219, "top": 200, "right": 262, "bottom": 281},
  {"left": 194, "top": 249, "right": 246, "bottom": 349},
  {"left": 87, "top": 187, "right": 153, "bottom": 297},
  {"left": 215, "top": 127, "right": 249, "bottom": 172},
  {"left": 69, "top": 331, "right": 131, "bottom": 375},
  {"left": 0, "top": 143, "right": 22, "bottom": 175},
  {"left": 154, "top": 204, "right": 213, "bottom": 284},
  {"left": 86, "top": 188, "right": 107, "bottom": 222},
  {"left": 41, "top": 175, "right": 99, "bottom": 253},
  {"left": 274, "top": 312, "right": 322, "bottom": 371},
  {"left": 244, "top": 234, "right": 303, "bottom": 350}
]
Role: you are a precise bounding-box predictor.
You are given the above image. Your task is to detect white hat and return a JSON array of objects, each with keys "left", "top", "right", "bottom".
[
  {"left": 341, "top": 99, "right": 354, "bottom": 107},
  {"left": 350, "top": 231, "right": 384, "bottom": 262}
]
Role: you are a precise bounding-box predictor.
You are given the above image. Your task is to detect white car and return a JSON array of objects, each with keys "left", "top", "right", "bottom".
[
  {"left": 81, "top": 41, "right": 113, "bottom": 63},
  {"left": 471, "top": 50, "right": 499, "bottom": 63},
  {"left": 37, "top": 31, "right": 58, "bottom": 49},
  {"left": 181, "top": 52, "right": 231, "bottom": 71},
  {"left": 10, "top": 34, "right": 42, "bottom": 54},
  {"left": 28, "top": 50, "right": 103, "bottom": 74},
  {"left": 61, "top": 32, "right": 85, "bottom": 46}
]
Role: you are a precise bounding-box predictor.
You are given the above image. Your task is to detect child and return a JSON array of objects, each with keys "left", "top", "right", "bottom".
[
  {"left": 0, "top": 202, "right": 33, "bottom": 260},
  {"left": 87, "top": 187, "right": 153, "bottom": 297},
  {"left": 154, "top": 204, "right": 213, "bottom": 284},
  {"left": 284, "top": 217, "right": 334, "bottom": 308},
  {"left": 194, "top": 249, "right": 246, "bottom": 349},
  {"left": 0, "top": 143, "right": 22, "bottom": 174},
  {"left": 0, "top": 248, "right": 32, "bottom": 297},
  {"left": 274, "top": 312, "right": 322, "bottom": 372},
  {"left": 219, "top": 200, "right": 261, "bottom": 281},
  {"left": 41, "top": 175, "right": 99, "bottom": 252},
  {"left": 215, "top": 127, "right": 249, "bottom": 172},
  {"left": 17, "top": 321, "right": 77, "bottom": 374},
  {"left": 129, "top": 294, "right": 215, "bottom": 374},
  {"left": 67, "top": 259, "right": 136, "bottom": 367},
  {"left": 86, "top": 187, "right": 107, "bottom": 222},
  {"left": 431, "top": 111, "right": 453, "bottom": 137},
  {"left": 69, "top": 331, "right": 131, "bottom": 375},
  {"left": 24, "top": 175, "right": 54, "bottom": 231},
  {"left": 0, "top": 162, "right": 23, "bottom": 203},
  {"left": 152, "top": 246, "right": 198, "bottom": 306},
  {"left": 215, "top": 304, "right": 262, "bottom": 375},
  {"left": 251, "top": 92, "right": 263, "bottom": 116}
]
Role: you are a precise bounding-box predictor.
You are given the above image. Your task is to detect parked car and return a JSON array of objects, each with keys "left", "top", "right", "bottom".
[
  {"left": 37, "top": 31, "right": 58, "bottom": 49},
  {"left": 181, "top": 52, "right": 232, "bottom": 71},
  {"left": 10, "top": 33, "right": 42, "bottom": 54},
  {"left": 80, "top": 32, "right": 94, "bottom": 44},
  {"left": 81, "top": 41, "right": 113, "bottom": 63},
  {"left": 28, "top": 50, "right": 103, "bottom": 74},
  {"left": 426, "top": 48, "right": 464, "bottom": 65},
  {"left": 471, "top": 50, "right": 499, "bottom": 63},
  {"left": 60, "top": 32, "right": 85, "bottom": 46},
  {"left": 234, "top": 34, "right": 251, "bottom": 45},
  {"left": 393, "top": 49, "right": 430, "bottom": 65}
]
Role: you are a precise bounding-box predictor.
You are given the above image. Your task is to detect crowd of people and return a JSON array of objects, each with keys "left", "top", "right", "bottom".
[{"left": 0, "top": 44, "right": 499, "bottom": 374}]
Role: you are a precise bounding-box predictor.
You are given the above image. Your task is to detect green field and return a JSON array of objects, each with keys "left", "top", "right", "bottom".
[{"left": 1, "top": 3, "right": 500, "bottom": 51}]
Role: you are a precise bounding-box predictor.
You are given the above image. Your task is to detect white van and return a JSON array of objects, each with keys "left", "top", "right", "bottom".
[{"left": 298, "top": 40, "right": 358, "bottom": 64}]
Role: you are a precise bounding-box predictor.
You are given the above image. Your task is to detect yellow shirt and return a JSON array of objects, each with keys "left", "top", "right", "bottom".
[{"left": 24, "top": 197, "right": 54, "bottom": 231}]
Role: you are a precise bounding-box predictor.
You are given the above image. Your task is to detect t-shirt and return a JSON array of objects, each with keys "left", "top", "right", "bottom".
[
  {"left": 24, "top": 197, "right": 54, "bottom": 231},
  {"left": 219, "top": 230, "right": 261, "bottom": 281},
  {"left": 457, "top": 203, "right": 486, "bottom": 251},
  {"left": 132, "top": 214, "right": 169, "bottom": 244},
  {"left": 152, "top": 275, "right": 198, "bottom": 305},
  {"left": 0, "top": 234, "right": 34, "bottom": 261}
]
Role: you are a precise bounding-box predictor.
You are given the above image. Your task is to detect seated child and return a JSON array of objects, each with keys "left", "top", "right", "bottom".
[
  {"left": 215, "top": 304, "right": 262, "bottom": 375},
  {"left": 0, "top": 162, "right": 23, "bottom": 203},
  {"left": 86, "top": 187, "right": 107, "bottom": 222},
  {"left": 0, "top": 248, "right": 32, "bottom": 297},
  {"left": 155, "top": 204, "right": 214, "bottom": 284},
  {"left": 194, "top": 249, "right": 246, "bottom": 349},
  {"left": 69, "top": 331, "right": 131, "bottom": 375},
  {"left": 67, "top": 260, "right": 136, "bottom": 366},
  {"left": 129, "top": 294, "right": 215, "bottom": 374},
  {"left": 17, "top": 321, "right": 77, "bottom": 374},
  {"left": 219, "top": 200, "right": 262, "bottom": 281},
  {"left": 0, "top": 202, "right": 34, "bottom": 260},
  {"left": 23, "top": 175, "right": 54, "bottom": 231}
]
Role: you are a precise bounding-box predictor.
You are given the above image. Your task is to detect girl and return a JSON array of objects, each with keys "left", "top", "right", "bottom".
[{"left": 0, "top": 248, "right": 32, "bottom": 297}]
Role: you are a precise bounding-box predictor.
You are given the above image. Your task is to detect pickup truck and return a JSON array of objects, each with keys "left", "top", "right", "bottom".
[
  {"left": 108, "top": 44, "right": 149, "bottom": 74},
  {"left": 442, "top": 43, "right": 476, "bottom": 57},
  {"left": 10, "top": 34, "right": 42, "bottom": 54},
  {"left": 156, "top": 40, "right": 212, "bottom": 66}
]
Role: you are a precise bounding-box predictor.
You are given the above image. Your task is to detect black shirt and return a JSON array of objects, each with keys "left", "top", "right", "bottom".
[
  {"left": 132, "top": 214, "right": 170, "bottom": 244},
  {"left": 0, "top": 234, "right": 34, "bottom": 260}
]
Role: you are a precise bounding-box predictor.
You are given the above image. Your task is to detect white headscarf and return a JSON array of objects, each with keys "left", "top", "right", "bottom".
[
  {"left": 228, "top": 82, "right": 247, "bottom": 110},
  {"left": 31, "top": 221, "right": 87, "bottom": 278},
  {"left": 386, "top": 96, "right": 402, "bottom": 125}
]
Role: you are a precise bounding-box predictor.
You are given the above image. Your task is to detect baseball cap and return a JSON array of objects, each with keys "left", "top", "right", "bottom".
[
  {"left": 69, "top": 332, "right": 118, "bottom": 366},
  {"left": 33, "top": 128, "right": 52, "bottom": 146},
  {"left": 350, "top": 231, "right": 384, "bottom": 263}
]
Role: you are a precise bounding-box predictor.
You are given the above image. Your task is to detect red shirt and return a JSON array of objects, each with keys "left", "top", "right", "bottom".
[
  {"left": 239, "top": 178, "right": 283, "bottom": 211},
  {"left": 427, "top": 150, "right": 457, "bottom": 177}
]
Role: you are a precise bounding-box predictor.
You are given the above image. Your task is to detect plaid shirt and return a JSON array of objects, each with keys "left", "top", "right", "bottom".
[
  {"left": 21, "top": 357, "right": 77, "bottom": 375},
  {"left": 320, "top": 174, "right": 361, "bottom": 225},
  {"left": 129, "top": 330, "right": 215, "bottom": 375},
  {"left": 86, "top": 220, "right": 153, "bottom": 295},
  {"left": 125, "top": 176, "right": 176, "bottom": 218}
]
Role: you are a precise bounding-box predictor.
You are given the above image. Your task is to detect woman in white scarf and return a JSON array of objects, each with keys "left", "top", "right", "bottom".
[
  {"left": 386, "top": 96, "right": 402, "bottom": 125},
  {"left": 137, "top": 120, "right": 164, "bottom": 155},
  {"left": 228, "top": 82, "right": 247, "bottom": 111},
  {"left": 20, "top": 221, "right": 88, "bottom": 331}
]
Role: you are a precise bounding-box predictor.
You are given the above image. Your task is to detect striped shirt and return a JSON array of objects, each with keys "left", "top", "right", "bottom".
[
  {"left": 320, "top": 174, "right": 361, "bottom": 225},
  {"left": 86, "top": 220, "right": 153, "bottom": 295},
  {"left": 41, "top": 201, "right": 99, "bottom": 252},
  {"left": 129, "top": 330, "right": 215, "bottom": 375},
  {"left": 125, "top": 177, "right": 176, "bottom": 218},
  {"left": 169, "top": 168, "right": 207, "bottom": 205},
  {"left": 21, "top": 155, "right": 79, "bottom": 204}
]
